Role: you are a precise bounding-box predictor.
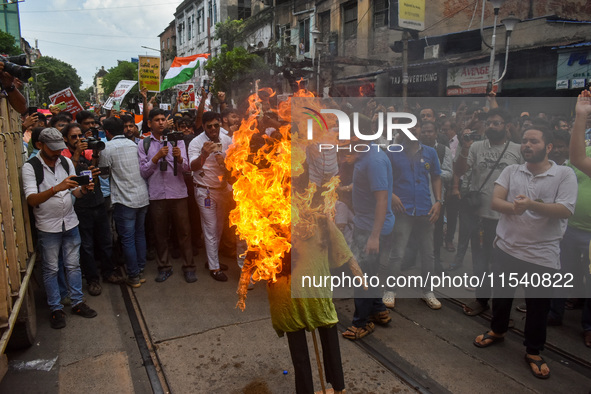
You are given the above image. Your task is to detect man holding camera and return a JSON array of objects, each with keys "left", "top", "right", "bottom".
[
  {"left": 188, "top": 111, "right": 233, "bottom": 282},
  {"left": 454, "top": 108, "right": 523, "bottom": 316},
  {"left": 0, "top": 55, "right": 28, "bottom": 114},
  {"left": 61, "top": 123, "right": 123, "bottom": 296},
  {"left": 76, "top": 110, "right": 99, "bottom": 139},
  {"left": 23, "top": 128, "right": 98, "bottom": 329},
  {"left": 138, "top": 109, "right": 196, "bottom": 283}
]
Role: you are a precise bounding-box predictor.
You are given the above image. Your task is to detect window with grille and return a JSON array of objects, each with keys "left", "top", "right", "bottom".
[
  {"left": 374, "top": 0, "right": 389, "bottom": 28},
  {"left": 299, "top": 18, "right": 310, "bottom": 54},
  {"left": 238, "top": 0, "right": 251, "bottom": 20},
  {"left": 187, "top": 15, "right": 192, "bottom": 40},
  {"left": 343, "top": 2, "right": 357, "bottom": 39},
  {"left": 197, "top": 9, "right": 204, "bottom": 33}
]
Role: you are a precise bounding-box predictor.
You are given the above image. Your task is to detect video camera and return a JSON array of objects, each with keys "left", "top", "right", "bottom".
[
  {"left": 82, "top": 137, "right": 105, "bottom": 151},
  {"left": 463, "top": 131, "right": 484, "bottom": 142},
  {"left": 0, "top": 54, "right": 33, "bottom": 81},
  {"left": 166, "top": 131, "right": 184, "bottom": 144}
]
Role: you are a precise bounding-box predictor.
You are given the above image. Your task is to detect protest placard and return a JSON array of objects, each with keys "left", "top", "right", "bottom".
[
  {"left": 103, "top": 80, "right": 138, "bottom": 110},
  {"left": 49, "top": 87, "right": 84, "bottom": 117},
  {"left": 138, "top": 56, "right": 161, "bottom": 93},
  {"left": 176, "top": 83, "right": 195, "bottom": 112}
]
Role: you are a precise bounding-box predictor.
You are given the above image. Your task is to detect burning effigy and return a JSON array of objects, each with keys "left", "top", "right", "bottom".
[{"left": 226, "top": 84, "right": 363, "bottom": 393}]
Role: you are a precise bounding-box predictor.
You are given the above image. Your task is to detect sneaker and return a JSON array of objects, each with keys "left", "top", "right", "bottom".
[
  {"left": 104, "top": 272, "right": 125, "bottom": 285},
  {"left": 71, "top": 302, "right": 97, "bottom": 318},
  {"left": 422, "top": 292, "right": 442, "bottom": 310},
  {"left": 139, "top": 270, "right": 146, "bottom": 283},
  {"left": 126, "top": 275, "right": 141, "bottom": 288},
  {"left": 184, "top": 271, "right": 198, "bottom": 283},
  {"left": 87, "top": 281, "right": 102, "bottom": 296},
  {"left": 155, "top": 270, "right": 173, "bottom": 282},
  {"left": 210, "top": 270, "right": 228, "bottom": 282},
  {"left": 383, "top": 291, "right": 396, "bottom": 309},
  {"left": 50, "top": 310, "right": 66, "bottom": 329}
]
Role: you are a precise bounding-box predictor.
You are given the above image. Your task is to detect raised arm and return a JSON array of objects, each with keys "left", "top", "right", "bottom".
[{"left": 570, "top": 88, "right": 591, "bottom": 177}]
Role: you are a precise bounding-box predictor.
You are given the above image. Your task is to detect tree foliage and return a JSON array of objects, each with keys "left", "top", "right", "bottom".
[
  {"left": 205, "top": 18, "right": 269, "bottom": 95},
  {"left": 0, "top": 30, "right": 21, "bottom": 56},
  {"left": 102, "top": 61, "right": 138, "bottom": 94},
  {"left": 77, "top": 86, "right": 94, "bottom": 106},
  {"left": 204, "top": 46, "right": 268, "bottom": 94},
  {"left": 213, "top": 18, "right": 244, "bottom": 51},
  {"left": 34, "top": 56, "right": 83, "bottom": 103}
]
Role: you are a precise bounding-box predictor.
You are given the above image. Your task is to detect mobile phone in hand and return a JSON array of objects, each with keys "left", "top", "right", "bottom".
[{"left": 71, "top": 175, "right": 90, "bottom": 185}]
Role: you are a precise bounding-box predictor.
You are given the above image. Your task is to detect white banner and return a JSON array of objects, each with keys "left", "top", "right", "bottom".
[{"left": 103, "top": 80, "right": 138, "bottom": 110}]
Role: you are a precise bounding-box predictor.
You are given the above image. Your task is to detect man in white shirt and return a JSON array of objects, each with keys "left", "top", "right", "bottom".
[
  {"left": 22, "top": 128, "right": 98, "bottom": 329},
  {"left": 188, "top": 111, "right": 233, "bottom": 281},
  {"left": 473, "top": 124, "right": 578, "bottom": 379}
]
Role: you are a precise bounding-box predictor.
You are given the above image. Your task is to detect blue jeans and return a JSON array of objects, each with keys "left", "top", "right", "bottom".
[
  {"left": 113, "top": 204, "right": 148, "bottom": 278},
  {"left": 37, "top": 227, "right": 84, "bottom": 312},
  {"left": 382, "top": 213, "right": 434, "bottom": 293},
  {"left": 351, "top": 226, "right": 393, "bottom": 328}
]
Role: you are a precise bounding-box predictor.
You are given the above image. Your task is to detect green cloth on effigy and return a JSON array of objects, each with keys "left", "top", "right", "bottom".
[{"left": 267, "top": 215, "right": 353, "bottom": 337}]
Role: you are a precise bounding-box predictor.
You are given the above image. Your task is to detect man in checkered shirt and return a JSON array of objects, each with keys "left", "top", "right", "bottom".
[{"left": 99, "top": 117, "right": 150, "bottom": 287}]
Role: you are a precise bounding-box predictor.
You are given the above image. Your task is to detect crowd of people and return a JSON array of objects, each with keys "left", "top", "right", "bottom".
[
  {"left": 329, "top": 91, "right": 591, "bottom": 382},
  {"left": 14, "top": 74, "right": 591, "bottom": 388},
  {"left": 20, "top": 86, "right": 245, "bottom": 330}
]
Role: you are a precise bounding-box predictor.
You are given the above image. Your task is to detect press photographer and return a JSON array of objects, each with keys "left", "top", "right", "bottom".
[
  {"left": 138, "top": 109, "right": 196, "bottom": 283},
  {"left": 61, "top": 123, "right": 124, "bottom": 296},
  {"left": 0, "top": 54, "right": 29, "bottom": 114}
]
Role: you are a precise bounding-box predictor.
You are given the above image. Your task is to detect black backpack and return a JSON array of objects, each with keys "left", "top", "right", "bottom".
[
  {"left": 435, "top": 143, "right": 446, "bottom": 165},
  {"left": 26, "top": 155, "right": 70, "bottom": 191}
]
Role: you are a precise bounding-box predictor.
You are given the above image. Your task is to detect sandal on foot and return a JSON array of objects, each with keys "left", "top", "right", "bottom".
[
  {"left": 342, "top": 322, "right": 375, "bottom": 340},
  {"left": 463, "top": 301, "right": 489, "bottom": 316},
  {"left": 369, "top": 310, "right": 392, "bottom": 325},
  {"left": 473, "top": 331, "right": 504, "bottom": 348},
  {"left": 525, "top": 354, "right": 550, "bottom": 379}
]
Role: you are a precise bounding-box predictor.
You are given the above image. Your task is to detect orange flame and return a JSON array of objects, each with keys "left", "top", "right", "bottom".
[{"left": 230, "top": 86, "right": 341, "bottom": 310}]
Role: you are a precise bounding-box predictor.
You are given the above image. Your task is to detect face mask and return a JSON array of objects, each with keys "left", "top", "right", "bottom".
[{"left": 485, "top": 128, "right": 505, "bottom": 142}]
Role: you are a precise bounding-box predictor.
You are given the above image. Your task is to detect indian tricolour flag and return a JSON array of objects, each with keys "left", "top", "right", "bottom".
[{"left": 160, "top": 53, "right": 209, "bottom": 91}]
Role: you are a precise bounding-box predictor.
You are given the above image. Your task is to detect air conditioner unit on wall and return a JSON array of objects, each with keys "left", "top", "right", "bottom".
[{"left": 424, "top": 44, "right": 440, "bottom": 60}]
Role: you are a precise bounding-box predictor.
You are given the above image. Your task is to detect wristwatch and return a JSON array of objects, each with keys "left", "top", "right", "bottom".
[{"left": 436, "top": 199, "right": 444, "bottom": 204}]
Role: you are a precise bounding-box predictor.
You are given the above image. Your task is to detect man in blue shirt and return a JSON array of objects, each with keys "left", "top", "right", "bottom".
[
  {"left": 382, "top": 122, "right": 443, "bottom": 310},
  {"left": 342, "top": 142, "right": 395, "bottom": 340}
]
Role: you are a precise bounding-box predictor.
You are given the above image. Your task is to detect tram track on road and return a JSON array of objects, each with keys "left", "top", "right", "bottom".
[
  {"left": 443, "top": 296, "right": 591, "bottom": 373},
  {"left": 336, "top": 320, "right": 445, "bottom": 394},
  {"left": 120, "top": 283, "right": 170, "bottom": 394}
]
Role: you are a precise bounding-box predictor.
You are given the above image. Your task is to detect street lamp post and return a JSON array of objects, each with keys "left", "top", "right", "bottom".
[
  {"left": 141, "top": 45, "right": 161, "bottom": 53},
  {"left": 485, "top": 0, "right": 520, "bottom": 93},
  {"left": 311, "top": 28, "right": 327, "bottom": 96}
]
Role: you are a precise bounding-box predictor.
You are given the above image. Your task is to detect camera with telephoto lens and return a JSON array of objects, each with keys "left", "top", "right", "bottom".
[
  {"left": 0, "top": 54, "right": 33, "bottom": 81},
  {"left": 463, "top": 131, "right": 484, "bottom": 142},
  {"left": 82, "top": 137, "right": 105, "bottom": 151},
  {"left": 166, "top": 131, "right": 184, "bottom": 144}
]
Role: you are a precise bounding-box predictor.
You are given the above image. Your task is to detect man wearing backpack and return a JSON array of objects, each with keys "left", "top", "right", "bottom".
[
  {"left": 22, "top": 128, "right": 98, "bottom": 329},
  {"left": 454, "top": 108, "right": 524, "bottom": 316},
  {"left": 138, "top": 109, "right": 196, "bottom": 283}
]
